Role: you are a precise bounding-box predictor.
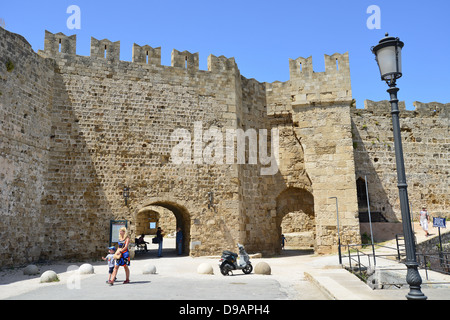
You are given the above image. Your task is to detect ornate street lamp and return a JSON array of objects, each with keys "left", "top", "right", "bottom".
[
  {"left": 372, "top": 33, "right": 404, "bottom": 87},
  {"left": 371, "top": 34, "right": 427, "bottom": 300}
]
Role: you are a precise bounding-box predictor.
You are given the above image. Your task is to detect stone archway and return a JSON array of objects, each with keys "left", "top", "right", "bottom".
[
  {"left": 135, "top": 200, "right": 191, "bottom": 255},
  {"left": 276, "top": 187, "right": 315, "bottom": 251}
]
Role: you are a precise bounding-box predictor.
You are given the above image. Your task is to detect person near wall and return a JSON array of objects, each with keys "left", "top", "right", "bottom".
[
  {"left": 176, "top": 227, "right": 183, "bottom": 255},
  {"left": 137, "top": 234, "right": 149, "bottom": 252},
  {"left": 156, "top": 227, "right": 164, "bottom": 257},
  {"left": 419, "top": 206, "right": 430, "bottom": 237},
  {"left": 281, "top": 234, "right": 287, "bottom": 250},
  {"left": 108, "top": 227, "right": 131, "bottom": 285}
]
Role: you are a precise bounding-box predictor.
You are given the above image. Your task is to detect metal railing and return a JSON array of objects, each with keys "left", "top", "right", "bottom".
[
  {"left": 340, "top": 237, "right": 450, "bottom": 282},
  {"left": 395, "top": 234, "right": 406, "bottom": 260},
  {"left": 341, "top": 242, "right": 401, "bottom": 275},
  {"left": 343, "top": 244, "right": 373, "bottom": 280},
  {"left": 417, "top": 252, "right": 450, "bottom": 279}
]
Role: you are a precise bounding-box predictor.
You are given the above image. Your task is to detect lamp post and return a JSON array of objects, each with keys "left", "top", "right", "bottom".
[
  {"left": 329, "top": 197, "right": 342, "bottom": 265},
  {"left": 371, "top": 33, "right": 427, "bottom": 300}
]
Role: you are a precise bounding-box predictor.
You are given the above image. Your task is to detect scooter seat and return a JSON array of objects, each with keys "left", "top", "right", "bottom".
[{"left": 222, "top": 250, "right": 238, "bottom": 257}]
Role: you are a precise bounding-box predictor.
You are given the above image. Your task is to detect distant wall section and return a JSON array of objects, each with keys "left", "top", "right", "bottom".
[{"left": 352, "top": 100, "right": 449, "bottom": 221}]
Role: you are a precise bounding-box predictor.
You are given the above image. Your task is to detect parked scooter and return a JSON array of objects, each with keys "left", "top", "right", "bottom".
[{"left": 219, "top": 243, "right": 253, "bottom": 276}]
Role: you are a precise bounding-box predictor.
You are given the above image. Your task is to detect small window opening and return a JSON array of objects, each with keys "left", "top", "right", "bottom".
[
  {"left": 299, "top": 62, "right": 302, "bottom": 72},
  {"left": 58, "top": 39, "right": 62, "bottom": 52},
  {"left": 185, "top": 56, "right": 188, "bottom": 69},
  {"left": 336, "top": 58, "right": 339, "bottom": 71},
  {"left": 104, "top": 45, "right": 107, "bottom": 58},
  {"left": 146, "top": 51, "right": 149, "bottom": 64}
]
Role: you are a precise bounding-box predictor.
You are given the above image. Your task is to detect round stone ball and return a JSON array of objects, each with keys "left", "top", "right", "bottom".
[
  {"left": 23, "top": 264, "right": 39, "bottom": 275},
  {"left": 197, "top": 263, "right": 214, "bottom": 275},
  {"left": 142, "top": 264, "right": 157, "bottom": 274},
  {"left": 254, "top": 262, "right": 271, "bottom": 275},
  {"left": 40, "top": 270, "right": 59, "bottom": 283},
  {"left": 78, "top": 263, "right": 95, "bottom": 274}
]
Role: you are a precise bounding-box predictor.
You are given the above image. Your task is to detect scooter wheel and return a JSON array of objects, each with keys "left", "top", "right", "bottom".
[
  {"left": 220, "top": 264, "right": 233, "bottom": 276},
  {"left": 242, "top": 264, "right": 253, "bottom": 274}
]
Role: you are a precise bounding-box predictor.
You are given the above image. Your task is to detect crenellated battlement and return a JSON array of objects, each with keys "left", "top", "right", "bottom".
[
  {"left": 41, "top": 30, "right": 237, "bottom": 74},
  {"left": 288, "top": 52, "right": 352, "bottom": 106},
  {"left": 44, "top": 30, "right": 76, "bottom": 55},
  {"left": 352, "top": 100, "right": 449, "bottom": 118},
  {"left": 265, "top": 52, "right": 352, "bottom": 112},
  {"left": 289, "top": 53, "right": 350, "bottom": 79},
  {"left": 40, "top": 30, "right": 353, "bottom": 107},
  {"left": 171, "top": 49, "right": 199, "bottom": 70},
  {"left": 90, "top": 37, "right": 120, "bottom": 61},
  {"left": 132, "top": 43, "right": 161, "bottom": 65}
]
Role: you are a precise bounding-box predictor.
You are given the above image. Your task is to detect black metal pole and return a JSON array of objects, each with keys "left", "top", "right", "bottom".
[{"left": 387, "top": 86, "right": 427, "bottom": 300}]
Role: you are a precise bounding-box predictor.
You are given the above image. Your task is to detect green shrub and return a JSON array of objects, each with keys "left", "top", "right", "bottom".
[{"left": 6, "top": 59, "right": 14, "bottom": 72}]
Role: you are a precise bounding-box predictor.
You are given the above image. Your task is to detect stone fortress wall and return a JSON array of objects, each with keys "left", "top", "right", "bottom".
[
  {"left": 0, "top": 27, "right": 447, "bottom": 268},
  {"left": 352, "top": 100, "right": 449, "bottom": 222}
]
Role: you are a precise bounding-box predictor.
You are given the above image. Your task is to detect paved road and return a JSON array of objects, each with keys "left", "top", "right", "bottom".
[
  {"left": 9, "top": 272, "right": 291, "bottom": 300},
  {"left": 4, "top": 233, "right": 449, "bottom": 302},
  {"left": 1, "top": 245, "right": 331, "bottom": 300}
]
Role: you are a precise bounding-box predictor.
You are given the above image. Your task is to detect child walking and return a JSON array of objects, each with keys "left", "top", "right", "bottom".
[{"left": 102, "top": 246, "right": 116, "bottom": 283}]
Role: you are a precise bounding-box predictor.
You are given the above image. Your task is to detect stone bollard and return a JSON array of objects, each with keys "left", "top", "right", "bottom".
[
  {"left": 254, "top": 262, "right": 271, "bottom": 275},
  {"left": 129, "top": 248, "right": 135, "bottom": 260},
  {"left": 197, "top": 263, "right": 214, "bottom": 275},
  {"left": 78, "top": 263, "right": 95, "bottom": 274},
  {"left": 142, "top": 264, "right": 157, "bottom": 274},
  {"left": 40, "top": 270, "right": 59, "bottom": 283},
  {"left": 23, "top": 264, "right": 39, "bottom": 275}
]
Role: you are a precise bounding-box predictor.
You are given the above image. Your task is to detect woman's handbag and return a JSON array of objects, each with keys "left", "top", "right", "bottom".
[
  {"left": 152, "top": 237, "right": 159, "bottom": 244},
  {"left": 113, "top": 249, "right": 122, "bottom": 260}
]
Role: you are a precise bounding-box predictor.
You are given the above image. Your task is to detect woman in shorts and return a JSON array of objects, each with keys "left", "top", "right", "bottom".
[{"left": 108, "top": 227, "right": 131, "bottom": 285}]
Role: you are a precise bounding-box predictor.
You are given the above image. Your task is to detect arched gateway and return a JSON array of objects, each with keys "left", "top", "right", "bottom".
[
  {"left": 133, "top": 200, "right": 191, "bottom": 255},
  {"left": 276, "top": 187, "right": 315, "bottom": 251}
]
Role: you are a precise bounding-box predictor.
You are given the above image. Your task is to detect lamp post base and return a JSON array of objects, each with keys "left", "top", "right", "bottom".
[{"left": 405, "top": 262, "right": 427, "bottom": 300}]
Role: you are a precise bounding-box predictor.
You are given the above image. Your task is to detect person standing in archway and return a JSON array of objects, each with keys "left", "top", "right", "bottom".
[
  {"left": 156, "top": 227, "right": 164, "bottom": 257},
  {"left": 108, "top": 227, "right": 131, "bottom": 285},
  {"left": 176, "top": 227, "right": 183, "bottom": 255},
  {"left": 281, "top": 234, "right": 287, "bottom": 250}
]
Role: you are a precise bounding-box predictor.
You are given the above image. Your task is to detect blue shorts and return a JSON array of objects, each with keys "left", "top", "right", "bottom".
[{"left": 115, "top": 251, "right": 130, "bottom": 266}]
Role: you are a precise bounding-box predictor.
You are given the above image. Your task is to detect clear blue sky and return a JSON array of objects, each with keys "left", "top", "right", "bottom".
[{"left": 2, "top": 0, "right": 449, "bottom": 109}]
